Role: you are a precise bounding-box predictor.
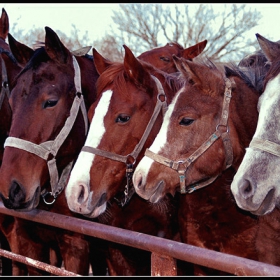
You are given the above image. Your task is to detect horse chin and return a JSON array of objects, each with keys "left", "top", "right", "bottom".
[
  {"left": 149, "top": 180, "right": 165, "bottom": 203},
  {"left": 83, "top": 192, "right": 108, "bottom": 218},
  {"left": 84, "top": 202, "right": 107, "bottom": 219},
  {"left": 0, "top": 186, "right": 40, "bottom": 212},
  {"left": 251, "top": 188, "right": 276, "bottom": 216}
]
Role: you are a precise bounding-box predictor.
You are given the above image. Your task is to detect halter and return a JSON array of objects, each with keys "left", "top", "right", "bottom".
[
  {"left": 4, "top": 56, "right": 89, "bottom": 204},
  {"left": 145, "top": 78, "right": 234, "bottom": 194},
  {"left": 0, "top": 47, "right": 16, "bottom": 109},
  {"left": 81, "top": 75, "right": 168, "bottom": 207},
  {"left": 249, "top": 138, "right": 280, "bottom": 157}
]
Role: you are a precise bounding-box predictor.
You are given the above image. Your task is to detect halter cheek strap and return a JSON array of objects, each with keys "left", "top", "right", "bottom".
[
  {"left": 0, "top": 55, "right": 10, "bottom": 109},
  {"left": 145, "top": 77, "right": 234, "bottom": 194},
  {"left": 4, "top": 56, "right": 88, "bottom": 204}
]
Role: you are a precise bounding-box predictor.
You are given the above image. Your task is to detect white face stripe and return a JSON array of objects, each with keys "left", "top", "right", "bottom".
[
  {"left": 136, "top": 87, "right": 185, "bottom": 171},
  {"left": 66, "top": 90, "right": 113, "bottom": 194}
]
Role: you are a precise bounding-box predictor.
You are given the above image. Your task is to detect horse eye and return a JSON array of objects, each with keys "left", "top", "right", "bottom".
[
  {"left": 116, "top": 114, "right": 130, "bottom": 123},
  {"left": 160, "top": 56, "right": 170, "bottom": 62},
  {"left": 179, "top": 117, "right": 194, "bottom": 126},
  {"left": 43, "top": 100, "right": 58, "bottom": 109}
]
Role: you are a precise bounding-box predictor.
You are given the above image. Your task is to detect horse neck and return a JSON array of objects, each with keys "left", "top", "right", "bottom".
[
  {"left": 229, "top": 76, "right": 259, "bottom": 169},
  {"left": 75, "top": 55, "right": 98, "bottom": 108}
]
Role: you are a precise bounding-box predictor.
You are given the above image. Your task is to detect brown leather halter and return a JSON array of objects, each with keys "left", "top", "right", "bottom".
[
  {"left": 81, "top": 75, "right": 168, "bottom": 206},
  {"left": 4, "top": 56, "right": 88, "bottom": 204},
  {"left": 145, "top": 78, "right": 234, "bottom": 194}
]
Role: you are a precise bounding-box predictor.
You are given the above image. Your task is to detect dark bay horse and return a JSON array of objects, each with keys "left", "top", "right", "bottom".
[
  {"left": 0, "top": 7, "right": 35, "bottom": 275},
  {"left": 132, "top": 56, "right": 266, "bottom": 275},
  {"left": 65, "top": 45, "right": 196, "bottom": 275},
  {"left": 138, "top": 40, "right": 207, "bottom": 73},
  {"left": 0, "top": 26, "right": 108, "bottom": 276}
]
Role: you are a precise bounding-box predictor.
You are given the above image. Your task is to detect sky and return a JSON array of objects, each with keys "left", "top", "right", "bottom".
[{"left": 2, "top": 3, "right": 280, "bottom": 46}]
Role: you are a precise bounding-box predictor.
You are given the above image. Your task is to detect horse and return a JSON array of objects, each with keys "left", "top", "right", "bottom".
[
  {"left": 230, "top": 34, "right": 280, "bottom": 267},
  {"left": 138, "top": 40, "right": 207, "bottom": 73},
  {"left": 64, "top": 42, "right": 207, "bottom": 275},
  {"left": 132, "top": 55, "right": 268, "bottom": 275},
  {"left": 0, "top": 26, "right": 109, "bottom": 276},
  {"left": 0, "top": 7, "right": 35, "bottom": 275},
  {"left": 237, "top": 40, "right": 277, "bottom": 95},
  {"left": 231, "top": 34, "right": 280, "bottom": 216}
]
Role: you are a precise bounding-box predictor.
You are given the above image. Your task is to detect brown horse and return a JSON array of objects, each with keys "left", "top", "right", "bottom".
[
  {"left": 0, "top": 26, "right": 109, "bottom": 276},
  {"left": 132, "top": 56, "right": 266, "bottom": 275},
  {"left": 0, "top": 7, "right": 35, "bottom": 275},
  {"left": 64, "top": 42, "right": 207, "bottom": 275},
  {"left": 138, "top": 40, "right": 207, "bottom": 73}
]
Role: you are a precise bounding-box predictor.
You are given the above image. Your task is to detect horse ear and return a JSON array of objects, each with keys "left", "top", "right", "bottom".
[
  {"left": 173, "top": 55, "right": 200, "bottom": 85},
  {"left": 92, "top": 48, "right": 112, "bottom": 75},
  {"left": 8, "top": 33, "right": 34, "bottom": 67},
  {"left": 182, "top": 40, "right": 207, "bottom": 60},
  {"left": 44, "top": 26, "right": 71, "bottom": 64},
  {"left": 256, "top": 33, "right": 280, "bottom": 62},
  {"left": 123, "top": 44, "right": 153, "bottom": 90},
  {"left": 0, "top": 8, "right": 9, "bottom": 40}
]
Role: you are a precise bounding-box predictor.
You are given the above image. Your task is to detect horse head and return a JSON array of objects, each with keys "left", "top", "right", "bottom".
[{"left": 0, "top": 26, "right": 97, "bottom": 211}]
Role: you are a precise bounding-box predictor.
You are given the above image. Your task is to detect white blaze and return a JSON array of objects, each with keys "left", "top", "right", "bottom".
[
  {"left": 66, "top": 90, "right": 113, "bottom": 197},
  {"left": 133, "top": 87, "right": 184, "bottom": 178}
]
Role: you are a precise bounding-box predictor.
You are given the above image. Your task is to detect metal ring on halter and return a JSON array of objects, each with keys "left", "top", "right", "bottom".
[
  {"left": 126, "top": 154, "right": 136, "bottom": 166},
  {"left": 216, "top": 124, "right": 229, "bottom": 133},
  {"left": 41, "top": 191, "right": 56, "bottom": 205},
  {"left": 2, "top": 81, "right": 7, "bottom": 88},
  {"left": 157, "top": 93, "right": 166, "bottom": 103}
]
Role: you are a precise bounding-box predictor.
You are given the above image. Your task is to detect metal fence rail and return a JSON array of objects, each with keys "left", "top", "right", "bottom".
[{"left": 0, "top": 202, "right": 280, "bottom": 276}]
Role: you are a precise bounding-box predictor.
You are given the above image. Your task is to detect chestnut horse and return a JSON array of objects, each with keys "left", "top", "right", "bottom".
[
  {"left": 138, "top": 40, "right": 207, "bottom": 73},
  {"left": 0, "top": 27, "right": 109, "bottom": 276},
  {"left": 64, "top": 43, "right": 207, "bottom": 275},
  {"left": 132, "top": 56, "right": 267, "bottom": 275}
]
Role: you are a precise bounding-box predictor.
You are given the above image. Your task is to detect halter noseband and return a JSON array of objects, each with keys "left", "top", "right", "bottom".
[
  {"left": 4, "top": 56, "right": 88, "bottom": 204},
  {"left": 81, "top": 75, "right": 168, "bottom": 207},
  {"left": 145, "top": 77, "right": 234, "bottom": 194},
  {"left": 249, "top": 138, "right": 280, "bottom": 157}
]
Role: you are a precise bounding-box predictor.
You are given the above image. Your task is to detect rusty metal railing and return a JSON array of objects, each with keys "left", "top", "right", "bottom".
[{"left": 0, "top": 202, "right": 280, "bottom": 276}]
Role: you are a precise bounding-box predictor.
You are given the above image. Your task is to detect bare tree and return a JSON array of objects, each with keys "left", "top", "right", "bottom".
[
  {"left": 109, "top": 3, "right": 262, "bottom": 62},
  {"left": 9, "top": 22, "right": 92, "bottom": 52},
  {"left": 92, "top": 34, "right": 123, "bottom": 62},
  {"left": 7, "top": 4, "right": 262, "bottom": 63}
]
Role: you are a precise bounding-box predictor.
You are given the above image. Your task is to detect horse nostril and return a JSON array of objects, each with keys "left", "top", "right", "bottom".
[
  {"left": 133, "top": 172, "right": 143, "bottom": 190},
  {"left": 240, "top": 179, "right": 253, "bottom": 197},
  {"left": 9, "top": 180, "right": 25, "bottom": 204},
  {"left": 77, "top": 183, "right": 88, "bottom": 204}
]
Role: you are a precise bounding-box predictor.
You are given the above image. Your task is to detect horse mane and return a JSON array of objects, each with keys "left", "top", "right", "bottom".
[
  {"left": 190, "top": 56, "right": 264, "bottom": 95},
  {"left": 96, "top": 59, "right": 184, "bottom": 98},
  {"left": 10, "top": 47, "right": 48, "bottom": 89},
  {"left": 0, "top": 46, "right": 17, "bottom": 64},
  {"left": 263, "top": 59, "right": 280, "bottom": 90},
  {"left": 11, "top": 46, "right": 94, "bottom": 89}
]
